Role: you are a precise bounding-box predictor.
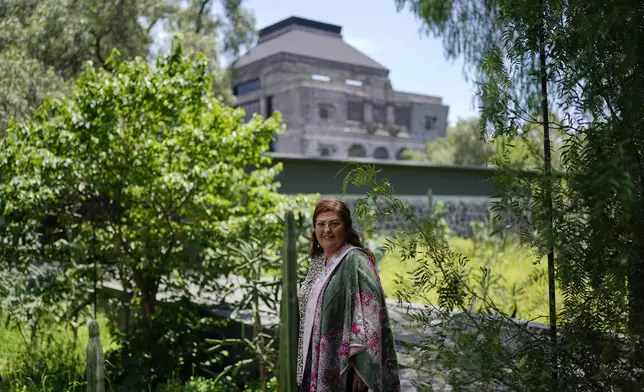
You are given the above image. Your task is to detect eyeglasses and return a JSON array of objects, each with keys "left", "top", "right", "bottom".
[{"left": 315, "top": 221, "right": 342, "bottom": 230}]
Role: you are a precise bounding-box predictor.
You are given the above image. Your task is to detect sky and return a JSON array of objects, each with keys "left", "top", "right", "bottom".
[{"left": 243, "top": 0, "right": 480, "bottom": 125}]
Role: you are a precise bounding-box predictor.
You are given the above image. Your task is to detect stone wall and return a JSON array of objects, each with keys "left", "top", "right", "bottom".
[{"left": 321, "top": 195, "right": 497, "bottom": 238}]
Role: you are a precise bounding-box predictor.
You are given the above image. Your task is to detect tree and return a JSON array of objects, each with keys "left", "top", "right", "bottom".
[
  {"left": 387, "top": 0, "right": 644, "bottom": 390},
  {"left": 0, "top": 40, "right": 311, "bottom": 388},
  {"left": 547, "top": 3, "right": 644, "bottom": 389},
  {"left": 0, "top": 0, "right": 256, "bottom": 134},
  {"left": 0, "top": 49, "right": 72, "bottom": 136},
  {"left": 409, "top": 116, "right": 564, "bottom": 170},
  {"left": 406, "top": 117, "right": 494, "bottom": 166},
  {"left": 490, "top": 119, "right": 564, "bottom": 171}
]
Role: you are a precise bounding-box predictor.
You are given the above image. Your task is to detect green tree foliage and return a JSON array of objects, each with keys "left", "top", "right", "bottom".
[
  {"left": 408, "top": 116, "right": 564, "bottom": 170},
  {"left": 387, "top": 0, "right": 644, "bottom": 390},
  {"left": 405, "top": 117, "right": 495, "bottom": 166},
  {"left": 0, "top": 41, "right": 311, "bottom": 388},
  {"left": 0, "top": 50, "right": 72, "bottom": 136},
  {"left": 490, "top": 119, "right": 564, "bottom": 171},
  {"left": 0, "top": 0, "right": 256, "bottom": 134}
]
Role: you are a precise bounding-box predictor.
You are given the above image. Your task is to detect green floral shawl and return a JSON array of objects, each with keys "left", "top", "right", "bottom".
[{"left": 300, "top": 246, "right": 401, "bottom": 392}]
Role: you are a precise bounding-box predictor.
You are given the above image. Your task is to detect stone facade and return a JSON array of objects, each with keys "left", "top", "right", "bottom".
[{"left": 232, "top": 17, "right": 450, "bottom": 160}]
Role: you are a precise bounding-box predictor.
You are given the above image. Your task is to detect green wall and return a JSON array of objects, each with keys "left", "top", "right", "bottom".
[{"left": 268, "top": 153, "right": 498, "bottom": 197}]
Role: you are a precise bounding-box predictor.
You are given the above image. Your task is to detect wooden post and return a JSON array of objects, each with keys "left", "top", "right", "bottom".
[{"left": 86, "top": 319, "right": 105, "bottom": 392}]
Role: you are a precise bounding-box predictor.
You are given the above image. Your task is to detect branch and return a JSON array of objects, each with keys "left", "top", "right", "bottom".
[
  {"left": 194, "top": 0, "right": 212, "bottom": 34},
  {"left": 90, "top": 29, "right": 107, "bottom": 67},
  {"left": 146, "top": 17, "right": 161, "bottom": 34},
  {"left": 173, "top": 180, "right": 201, "bottom": 214}
]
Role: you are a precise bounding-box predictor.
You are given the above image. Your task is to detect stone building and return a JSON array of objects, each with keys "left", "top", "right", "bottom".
[{"left": 231, "top": 16, "right": 449, "bottom": 160}]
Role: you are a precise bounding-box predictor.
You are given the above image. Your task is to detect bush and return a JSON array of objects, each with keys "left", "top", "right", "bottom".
[
  {"left": 0, "top": 37, "right": 315, "bottom": 388},
  {"left": 0, "top": 313, "right": 276, "bottom": 392}
]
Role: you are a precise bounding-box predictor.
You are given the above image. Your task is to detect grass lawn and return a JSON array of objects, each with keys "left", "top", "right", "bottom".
[{"left": 377, "top": 236, "right": 557, "bottom": 323}]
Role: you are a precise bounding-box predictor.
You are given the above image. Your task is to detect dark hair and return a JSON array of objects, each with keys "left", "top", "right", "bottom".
[{"left": 309, "top": 198, "right": 374, "bottom": 260}]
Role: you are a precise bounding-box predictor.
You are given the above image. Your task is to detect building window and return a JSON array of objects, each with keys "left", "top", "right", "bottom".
[
  {"left": 373, "top": 146, "right": 390, "bottom": 160},
  {"left": 266, "top": 96, "right": 273, "bottom": 117},
  {"left": 233, "top": 78, "right": 260, "bottom": 96},
  {"left": 312, "top": 74, "right": 331, "bottom": 82},
  {"left": 318, "top": 143, "right": 337, "bottom": 157},
  {"left": 395, "top": 106, "right": 411, "bottom": 128},
  {"left": 318, "top": 104, "right": 335, "bottom": 120},
  {"left": 347, "top": 101, "right": 364, "bottom": 122},
  {"left": 320, "top": 106, "right": 329, "bottom": 119},
  {"left": 239, "top": 100, "right": 260, "bottom": 122},
  {"left": 425, "top": 114, "right": 437, "bottom": 130},
  {"left": 318, "top": 143, "right": 336, "bottom": 157},
  {"left": 373, "top": 104, "right": 386, "bottom": 124},
  {"left": 345, "top": 79, "right": 362, "bottom": 87},
  {"left": 396, "top": 147, "right": 410, "bottom": 160},
  {"left": 348, "top": 144, "right": 367, "bottom": 158}
]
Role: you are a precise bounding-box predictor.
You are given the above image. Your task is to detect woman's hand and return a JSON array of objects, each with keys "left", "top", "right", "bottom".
[{"left": 352, "top": 374, "right": 367, "bottom": 392}]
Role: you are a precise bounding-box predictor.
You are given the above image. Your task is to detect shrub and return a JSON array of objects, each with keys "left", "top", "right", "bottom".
[{"left": 0, "top": 37, "right": 314, "bottom": 388}]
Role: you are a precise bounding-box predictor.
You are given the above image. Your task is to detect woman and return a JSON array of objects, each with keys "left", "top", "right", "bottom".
[{"left": 297, "top": 199, "right": 401, "bottom": 392}]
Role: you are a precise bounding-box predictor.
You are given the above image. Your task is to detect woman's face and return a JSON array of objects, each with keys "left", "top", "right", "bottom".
[{"left": 315, "top": 211, "right": 346, "bottom": 255}]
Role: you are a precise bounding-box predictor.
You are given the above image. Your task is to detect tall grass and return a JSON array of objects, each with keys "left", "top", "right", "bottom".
[
  {"left": 0, "top": 312, "right": 276, "bottom": 392},
  {"left": 0, "top": 313, "right": 117, "bottom": 392},
  {"left": 377, "top": 235, "right": 555, "bottom": 323}
]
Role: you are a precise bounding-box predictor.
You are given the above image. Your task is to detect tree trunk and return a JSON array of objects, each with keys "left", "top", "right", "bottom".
[
  {"left": 539, "top": 9, "right": 558, "bottom": 389},
  {"left": 626, "top": 148, "right": 644, "bottom": 347},
  {"left": 132, "top": 268, "right": 158, "bottom": 329}
]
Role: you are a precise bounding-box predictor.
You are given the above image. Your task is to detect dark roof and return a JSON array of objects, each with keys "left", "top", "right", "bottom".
[
  {"left": 259, "top": 16, "right": 342, "bottom": 38},
  {"left": 235, "top": 16, "right": 387, "bottom": 71}
]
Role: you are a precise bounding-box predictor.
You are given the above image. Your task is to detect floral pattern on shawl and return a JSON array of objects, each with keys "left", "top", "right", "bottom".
[{"left": 302, "top": 249, "right": 400, "bottom": 392}]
